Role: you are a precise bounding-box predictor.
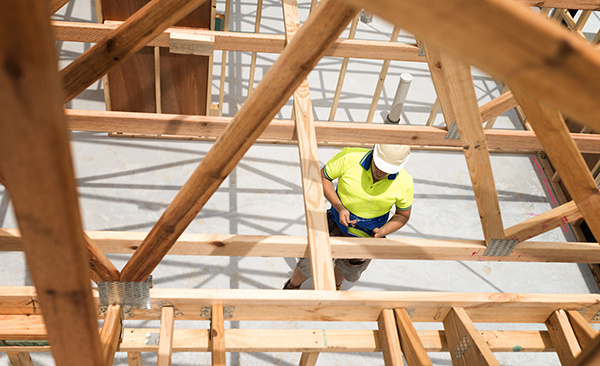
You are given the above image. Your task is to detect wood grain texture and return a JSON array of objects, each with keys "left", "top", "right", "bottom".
[
  {"left": 440, "top": 52, "right": 505, "bottom": 243},
  {"left": 100, "top": 305, "right": 122, "bottom": 366},
  {"left": 479, "top": 92, "right": 517, "bottom": 123},
  {"left": 573, "top": 333, "right": 600, "bottom": 366},
  {"left": 378, "top": 309, "right": 404, "bottom": 365},
  {"left": 567, "top": 310, "right": 599, "bottom": 350},
  {"left": 119, "top": 0, "right": 359, "bottom": 282},
  {"left": 424, "top": 44, "right": 455, "bottom": 129},
  {"left": 514, "top": 93, "right": 600, "bottom": 242},
  {"left": 159, "top": 49, "right": 208, "bottom": 115},
  {"left": 504, "top": 201, "right": 582, "bottom": 242},
  {"left": 63, "top": 110, "right": 600, "bottom": 154},
  {"left": 0, "top": 315, "right": 47, "bottom": 340},
  {"left": 84, "top": 232, "right": 120, "bottom": 282},
  {"left": 4, "top": 229, "right": 600, "bottom": 263},
  {"left": 211, "top": 305, "right": 226, "bottom": 366},
  {"left": 344, "top": 0, "right": 600, "bottom": 132},
  {"left": 0, "top": 1, "right": 103, "bottom": 364},
  {"left": 395, "top": 309, "right": 433, "bottom": 366},
  {"left": 127, "top": 352, "right": 143, "bottom": 366},
  {"left": 299, "top": 352, "right": 319, "bottom": 366},
  {"left": 516, "top": 0, "right": 600, "bottom": 10},
  {"left": 52, "top": 21, "right": 423, "bottom": 61},
  {"left": 443, "top": 307, "right": 500, "bottom": 366},
  {"left": 158, "top": 306, "right": 175, "bottom": 366},
  {"left": 546, "top": 310, "right": 582, "bottom": 365},
  {"left": 7, "top": 353, "right": 34, "bottom": 366},
  {"left": 59, "top": 0, "right": 210, "bottom": 102}
]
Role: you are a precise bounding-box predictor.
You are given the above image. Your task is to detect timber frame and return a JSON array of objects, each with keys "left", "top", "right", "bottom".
[{"left": 1, "top": 0, "right": 600, "bottom": 365}]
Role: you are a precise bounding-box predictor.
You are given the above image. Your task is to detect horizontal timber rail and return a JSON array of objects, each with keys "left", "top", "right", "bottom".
[
  {"left": 0, "top": 287, "right": 599, "bottom": 322},
  {"left": 1, "top": 229, "right": 600, "bottom": 263},
  {"left": 65, "top": 110, "right": 600, "bottom": 153},
  {"left": 52, "top": 21, "right": 424, "bottom": 62}
]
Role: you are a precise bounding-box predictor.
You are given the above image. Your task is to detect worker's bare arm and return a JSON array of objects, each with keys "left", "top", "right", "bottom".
[
  {"left": 321, "top": 167, "right": 356, "bottom": 227},
  {"left": 373, "top": 208, "right": 411, "bottom": 238}
]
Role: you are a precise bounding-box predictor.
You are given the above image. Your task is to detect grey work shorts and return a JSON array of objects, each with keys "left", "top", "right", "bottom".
[{"left": 296, "top": 212, "right": 372, "bottom": 282}]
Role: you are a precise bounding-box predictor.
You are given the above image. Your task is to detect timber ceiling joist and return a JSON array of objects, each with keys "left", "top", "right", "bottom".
[{"left": 1, "top": 0, "right": 600, "bottom": 364}]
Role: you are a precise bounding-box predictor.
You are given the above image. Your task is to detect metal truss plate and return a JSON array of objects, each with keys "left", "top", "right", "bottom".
[
  {"left": 201, "top": 306, "right": 212, "bottom": 319},
  {"left": 224, "top": 306, "right": 234, "bottom": 319},
  {"left": 145, "top": 332, "right": 159, "bottom": 346},
  {"left": 98, "top": 276, "right": 152, "bottom": 309},
  {"left": 418, "top": 44, "right": 425, "bottom": 57},
  {"left": 406, "top": 308, "right": 415, "bottom": 318},
  {"left": 592, "top": 310, "right": 600, "bottom": 322},
  {"left": 445, "top": 121, "right": 460, "bottom": 140},
  {"left": 455, "top": 334, "right": 471, "bottom": 360},
  {"left": 483, "top": 239, "right": 519, "bottom": 256},
  {"left": 159, "top": 301, "right": 184, "bottom": 317}
]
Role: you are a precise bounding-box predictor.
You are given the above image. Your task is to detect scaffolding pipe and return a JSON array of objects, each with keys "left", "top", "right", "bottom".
[{"left": 386, "top": 73, "right": 413, "bottom": 124}]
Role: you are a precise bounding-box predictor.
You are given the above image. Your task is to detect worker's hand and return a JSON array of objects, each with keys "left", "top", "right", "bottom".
[
  {"left": 339, "top": 209, "right": 357, "bottom": 227},
  {"left": 373, "top": 227, "right": 384, "bottom": 238}
]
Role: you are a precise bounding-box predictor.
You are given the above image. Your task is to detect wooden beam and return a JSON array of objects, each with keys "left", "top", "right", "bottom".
[
  {"left": 443, "top": 307, "right": 500, "bottom": 365},
  {"left": 328, "top": 14, "right": 359, "bottom": 121},
  {"left": 504, "top": 201, "right": 582, "bottom": 242},
  {"left": 440, "top": 52, "right": 505, "bottom": 244},
  {"left": 573, "top": 332, "right": 600, "bottom": 366},
  {"left": 378, "top": 309, "right": 404, "bottom": 365},
  {"left": 514, "top": 93, "right": 600, "bottom": 242},
  {"left": 345, "top": 0, "right": 600, "bottom": 133},
  {"left": 2, "top": 287, "right": 600, "bottom": 323},
  {"left": 58, "top": 0, "right": 210, "bottom": 103},
  {"left": 0, "top": 168, "right": 6, "bottom": 187},
  {"left": 0, "top": 0, "right": 103, "bottom": 364},
  {"left": 52, "top": 21, "right": 424, "bottom": 62},
  {"left": 63, "top": 110, "right": 600, "bottom": 154},
  {"left": 246, "top": 0, "right": 264, "bottom": 98},
  {"left": 210, "top": 305, "right": 226, "bottom": 366},
  {"left": 5, "top": 229, "right": 600, "bottom": 264},
  {"left": 158, "top": 306, "right": 175, "bottom": 366},
  {"left": 48, "top": 0, "right": 71, "bottom": 15},
  {"left": 424, "top": 44, "right": 455, "bottom": 129},
  {"left": 394, "top": 309, "right": 433, "bottom": 366},
  {"left": 100, "top": 305, "right": 122, "bottom": 366},
  {"left": 298, "top": 352, "right": 319, "bottom": 366},
  {"left": 479, "top": 92, "right": 517, "bottom": 123},
  {"left": 128, "top": 353, "right": 143, "bottom": 366},
  {"left": 0, "top": 315, "right": 47, "bottom": 340},
  {"left": 282, "top": 0, "right": 336, "bottom": 291},
  {"left": 516, "top": 0, "right": 600, "bottom": 10},
  {"left": 119, "top": 0, "right": 359, "bottom": 282},
  {"left": 546, "top": 309, "right": 582, "bottom": 365},
  {"left": 84, "top": 232, "right": 120, "bottom": 282},
  {"left": 7, "top": 353, "right": 34, "bottom": 366},
  {"left": 567, "top": 310, "right": 599, "bottom": 350}
]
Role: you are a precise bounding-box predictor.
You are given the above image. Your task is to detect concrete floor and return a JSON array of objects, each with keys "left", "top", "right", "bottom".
[{"left": 1, "top": 1, "right": 599, "bottom": 365}]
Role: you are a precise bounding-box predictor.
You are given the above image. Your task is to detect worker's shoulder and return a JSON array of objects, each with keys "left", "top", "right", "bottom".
[
  {"left": 395, "top": 169, "right": 414, "bottom": 184},
  {"left": 337, "top": 146, "right": 371, "bottom": 157}
]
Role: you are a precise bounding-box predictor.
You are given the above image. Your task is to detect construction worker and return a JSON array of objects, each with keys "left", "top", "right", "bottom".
[{"left": 283, "top": 144, "right": 414, "bottom": 290}]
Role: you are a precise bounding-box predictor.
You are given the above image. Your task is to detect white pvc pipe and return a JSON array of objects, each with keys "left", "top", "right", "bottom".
[{"left": 386, "top": 73, "right": 413, "bottom": 123}]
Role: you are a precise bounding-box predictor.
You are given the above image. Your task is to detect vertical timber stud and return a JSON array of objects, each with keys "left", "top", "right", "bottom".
[
  {"left": 394, "top": 309, "right": 433, "bottom": 366},
  {"left": 128, "top": 353, "right": 143, "bottom": 366},
  {"left": 567, "top": 310, "right": 599, "bottom": 350},
  {"left": 7, "top": 353, "right": 34, "bottom": 366},
  {"left": 119, "top": 0, "right": 359, "bottom": 282},
  {"left": 0, "top": 0, "right": 104, "bottom": 365},
  {"left": 211, "top": 305, "right": 226, "bottom": 366},
  {"left": 423, "top": 44, "right": 455, "bottom": 129},
  {"left": 59, "top": 0, "right": 210, "bottom": 103},
  {"left": 298, "top": 353, "right": 319, "bottom": 366},
  {"left": 282, "top": 0, "right": 336, "bottom": 292},
  {"left": 439, "top": 52, "right": 505, "bottom": 245},
  {"left": 443, "top": 308, "right": 499, "bottom": 366},
  {"left": 377, "top": 309, "right": 404, "bottom": 365},
  {"left": 100, "top": 304, "right": 122, "bottom": 366},
  {"left": 158, "top": 306, "right": 175, "bottom": 366},
  {"left": 546, "top": 310, "right": 582, "bottom": 365},
  {"left": 513, "top": 93, "right": 600, "bottom": 242}
]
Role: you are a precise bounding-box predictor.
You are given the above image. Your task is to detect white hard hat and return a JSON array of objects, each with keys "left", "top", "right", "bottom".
[{"left": 373, "top": 144, "right": 410, "bottom": 174}]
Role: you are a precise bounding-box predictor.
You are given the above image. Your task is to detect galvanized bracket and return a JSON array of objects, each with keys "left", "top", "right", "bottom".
[
  {"left": 224, "top": 306, "right": 235, "bottom": 320},
  {"left": 159, "top": 301, "right": 184, "bottom": 317},
  {"left": 97, "top": 304, "right": 135, "bottom": 319},
  {"left": 200, "top": 305, "right": 234, "bottom": 319},
  {"left": 145, "top": 332, "right": 160, "bottom": 346},
  {"left": 98, "top": 276, "right": 153, "bottom": 313},
  {"left": 591, "top": 309, "right": 600, "bottom": 321},
  {"left": 483, "top": 239, "right": 519, "bottom": 256},
  {"left": 445, "top": 121, "right": 460, "bottom": 140},
  {"left": 455, "top": 334, "right": 471, "bottom": 360},
  {"left": 405, "top": 308, "right": 415, "bottom": 319}
]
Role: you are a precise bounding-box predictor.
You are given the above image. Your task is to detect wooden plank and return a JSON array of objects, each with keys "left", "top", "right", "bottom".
[
  {"left": 63, "top": 110, "right": 600, "bottom": 154},
  {"left": 6, "top": 228, "right": 600, "bottom": 263},
  {"left": 546, "top": 309, "right": 582, "bottom": 365},
  {"left": 211, "top": 305, "right": 226, "bottom": 366},
  {"left": 299, "top": 352, "right": 319, "bottom": 366},
  {"left": 7, "top": 353, "right": 34, "bottom": 366},
  {"left": 217, "top": 0, "right": 231, "bottom": 116},
  {"left": 0, "top": 315, "right": 47, "bottom": 340},
  {"left": 479, "top": 92, "right": 517, "bottom": 123},
  {"left": 395, "top": 309, "right": 433, "bottom": 366},
  {"left": 158, "top": 306, "right": 175, "bottom": 366},
  {"left": 100, "top": 304, "right": 122, "bottom": 366},
  {"left": 423, "top": 44, "right": 455, "bottom": 129},
  {"left": 514, "top": 93, "right": 600, "bottom": 242},
  {"left": 59, "top": 0, "right": 210, "bottom": 103},
  {"left": 246, "top": 0, "right": 264, "bottom": 98},
  {"left": 0, "top": 168, "right": 6, "bottom": 187},
  {"left": 328, "top": 14, "right": 359, "bottom": 121},
  {"left": 119, "top": 0, "right": 360, "bottom": 282},
  {"left": 573, "top": 332, "right": 600, "bottom": 366},
  {"left": 344, "top": 0, "right": 600, "bottom": 133},
  {"left": 84, "top": 232, "right": 120, "bottom": 282},
  {"left": 282, "top": 0, "right": 335, "bottom": 291},
  {"left": 504, "top": 201, "right": 582, "bottom": 242},
  {"left": 440, "top": 52, "right": 505, "bottom": 244},
  {"left": 128, "top": 352, "right": 143, "bottom": 366},
  {"left": 516, "top": 0, "right": 600, "bottom": 10},
  {"left": 443, "top": 307, "right": 500, "bottom": 365},
  {"left": 377, "top": 309, "right": 404, "bottom": 365},
  {"left": 51, "top": 21, "right": 424, "bottom": 62},
  {"left": 567, "top": 310, "right": 599, "bottom": 350},
  {"left": 0, "top": 0, "right": 103, "bottom": 364}
]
